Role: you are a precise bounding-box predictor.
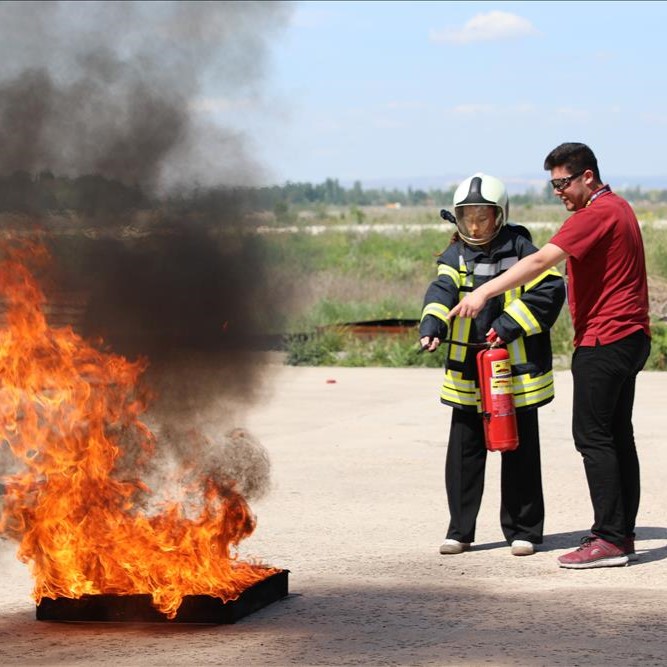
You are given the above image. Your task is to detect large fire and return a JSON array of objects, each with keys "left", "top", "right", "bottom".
[{"left": 0, "top": 241, "right": 277, "bottom": 619}]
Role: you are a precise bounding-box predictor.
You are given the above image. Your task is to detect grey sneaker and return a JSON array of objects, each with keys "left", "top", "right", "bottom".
[
  {"left": 439, "top": 539, "right": 471, "bottom": 555},
  {"left": 510, "top": 539, "right": 535, "bottom": 556}
]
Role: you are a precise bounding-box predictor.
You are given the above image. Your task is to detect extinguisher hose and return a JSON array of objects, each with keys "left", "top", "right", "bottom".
[{"left": 417, "top": 339, "right": 497, "bottom": 353}]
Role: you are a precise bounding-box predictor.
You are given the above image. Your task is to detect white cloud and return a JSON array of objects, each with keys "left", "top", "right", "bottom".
[{"left": 430, "top": 11, "right": 539, "bottom": 44}]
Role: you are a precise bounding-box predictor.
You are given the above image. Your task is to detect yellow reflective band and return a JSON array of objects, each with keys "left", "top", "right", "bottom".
[
  {"left": 443, "top": 371, "right": 477, "bottom": 392},
  {"left": 512, "top": 371, "right": 555, "bottom": 407},
  {"left": 458, "top": 255, "right": 473, "bottom": 287},
  {"left": 525, "top": 267, "right": 562, "bottom": 291},
  {"left": 503, "top": 286, "right": 522, "bottom": 308},
  {"left": 508, "top": 337, "right": 528, "bottom": 365},
  {"left": 421, "top": 302, "right": 450, "bottom": 323},
  {"left": 505, "top": 299, "right": 542, "bottom": 336},
  {"left": 449, "top": 316, "right": 471, "bottom": 363},
  {"left": 441, "top": 370, "right": 479, "bottom": 406},
  {"left": 437, "top": 263, "right": 461, "bottom": 286},
  {"left": 440, "top": 384, "right": 479, "bottom": 407},
  {"left": 513, "top": 383, "right": 554, "bottom": 408},
  {"left": 513, "top": 370, "right": 554, "bottom": 391}
]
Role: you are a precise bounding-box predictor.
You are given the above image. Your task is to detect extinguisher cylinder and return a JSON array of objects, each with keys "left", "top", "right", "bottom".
[{"left": 476, "top": 347, "right": 519, "bottom": 452}]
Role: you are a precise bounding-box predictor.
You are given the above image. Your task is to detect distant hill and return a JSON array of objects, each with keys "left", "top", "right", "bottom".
[{"left": 342, "top": 174, "right": 667, "bottom": 195}]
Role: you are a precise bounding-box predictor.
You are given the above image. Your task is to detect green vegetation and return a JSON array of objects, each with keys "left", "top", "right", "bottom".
[
  {"left": 648, "top": 323, "right": 667, "bottom": 370},
  {"left": 259, "top": 227, "right": 445, "bottom": 332},
  {"left": 3, "top": 172, "right": 665, "bottom": 370},
  {"left": 253, "top": 205, "right": 667, "bottom": 370},
  {"left": 642, "top": 223, "right": 667, "bottom": 277},
  {"left": 9, "top": 172, "right": 667, "bottom": 220},
  {"left": 284, "top": 329, "right": 444, "bottom": 368},
  {"left": 232, "top": 178, "right": 667, "bottom": 212}
]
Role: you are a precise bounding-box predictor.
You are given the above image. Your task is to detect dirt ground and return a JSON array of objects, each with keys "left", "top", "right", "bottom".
[{"left": 1, "top": 364, "right": 666, "bottom": 666}]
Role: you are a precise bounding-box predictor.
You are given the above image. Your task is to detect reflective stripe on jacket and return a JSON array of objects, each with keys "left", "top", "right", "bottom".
[{"left": 419, "top": 226, "right": 566, "bottom": 412}]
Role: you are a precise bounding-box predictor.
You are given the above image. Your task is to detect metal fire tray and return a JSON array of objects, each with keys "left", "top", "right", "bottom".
[{"left": 36, "top": 569, "right": 289, "bottom": 624}]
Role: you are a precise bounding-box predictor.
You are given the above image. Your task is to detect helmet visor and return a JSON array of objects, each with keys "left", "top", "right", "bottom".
[{"left": 455, "top": 205, "right": 498, "bottom": 245}]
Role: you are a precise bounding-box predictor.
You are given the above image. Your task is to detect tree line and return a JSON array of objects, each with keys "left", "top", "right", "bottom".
[{"left": 0, "top": 171, "right": 666, "bottom": 217}]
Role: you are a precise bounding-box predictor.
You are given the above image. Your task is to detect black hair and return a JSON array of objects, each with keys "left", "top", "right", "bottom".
[{"left": 543, "top": 142, "right": 601, "bottom": 183}]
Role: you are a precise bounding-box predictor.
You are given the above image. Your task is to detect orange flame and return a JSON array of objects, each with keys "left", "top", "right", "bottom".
[{"left": 0, "top": 241, "right": 276, "bottom": 619}]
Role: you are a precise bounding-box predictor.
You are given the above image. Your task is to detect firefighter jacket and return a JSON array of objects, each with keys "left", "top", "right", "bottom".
[{"left": 419, "top": 225, "right": 566, "bottom": 412}]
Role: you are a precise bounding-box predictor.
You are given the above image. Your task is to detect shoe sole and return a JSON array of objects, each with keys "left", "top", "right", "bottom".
[
  {"left": 511, "top": 548, "right": 535, "bottom": 556},
  {"left": 627, "top": 552, "right": 639, "bottom": 562},
  {"left": 439, "top": 545, "right": 471, "bottom": 555},
  {"left": 558, "top": 555, "right": 629, "bottom": 569}
]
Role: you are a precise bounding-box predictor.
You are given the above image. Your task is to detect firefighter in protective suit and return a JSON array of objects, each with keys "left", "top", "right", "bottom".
[{"left": 419, "top": 173, "right": 565, "bottom": 556}]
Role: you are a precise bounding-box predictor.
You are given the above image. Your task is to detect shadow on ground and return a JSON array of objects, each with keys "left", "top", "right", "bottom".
[
  {"left": 2, "top": 568, "right": 667, "bottom": 666},
  {"left": 471, "top": 525, "right": 667, "bottom": 560}
]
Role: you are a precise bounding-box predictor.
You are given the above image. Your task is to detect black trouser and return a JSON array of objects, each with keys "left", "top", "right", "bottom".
[
  {"left": 445, "top": 407, "right": 544, "bottom": 545},
  {"left": 571, "top": 330, "right": 651, "bottom": 546}
]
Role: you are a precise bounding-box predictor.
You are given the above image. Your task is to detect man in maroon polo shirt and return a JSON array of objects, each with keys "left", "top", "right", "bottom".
[{"left": 446, "top": 142, "right": 651, "bottom": 569}]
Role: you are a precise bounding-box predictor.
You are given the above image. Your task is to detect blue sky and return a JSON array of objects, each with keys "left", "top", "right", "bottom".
[{"left": 203, "top": 1, "right": 667, "bottom": 191}]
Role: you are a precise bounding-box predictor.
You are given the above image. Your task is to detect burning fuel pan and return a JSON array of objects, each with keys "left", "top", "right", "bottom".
[{"left": 36, "top": 570, "right": 289, "bottom": 624}]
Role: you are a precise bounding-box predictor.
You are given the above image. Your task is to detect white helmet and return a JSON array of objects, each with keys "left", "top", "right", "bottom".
[{"left": 453, "top": 173, "right": 509, "bottom": 246}]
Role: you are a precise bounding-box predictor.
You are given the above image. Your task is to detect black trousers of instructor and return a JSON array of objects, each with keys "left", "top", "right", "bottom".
[
  {"left": 571, "top": 329, "right": 651, "bottom": 547},
  {"left": 445, "top": 408, "right": 544, "bottom": 545}
]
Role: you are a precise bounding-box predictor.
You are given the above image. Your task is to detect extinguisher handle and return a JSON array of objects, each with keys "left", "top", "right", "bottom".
[{"left": 485, "top": 328, "right": 504, "bottom": 347}]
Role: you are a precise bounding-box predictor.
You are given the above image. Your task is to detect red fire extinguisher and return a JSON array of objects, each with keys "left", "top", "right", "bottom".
[{"left": 476, "top": 344, "right": 519, "bottom": 452}]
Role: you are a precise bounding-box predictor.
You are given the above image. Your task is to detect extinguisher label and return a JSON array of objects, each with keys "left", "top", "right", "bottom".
[
  {"left": 490, "top": 377, "right": 513, "bottom": 395},
  {"left": 491, "top": 359, "right": 512, "bottom": 377}
]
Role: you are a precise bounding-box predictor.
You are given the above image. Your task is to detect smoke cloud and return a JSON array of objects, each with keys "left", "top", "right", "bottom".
[
  {"left": 0, "top": 0, "right": 290, "bottom": 190},
  {"left": 0, "top": 1, "right": 293, "bottom": 470}
]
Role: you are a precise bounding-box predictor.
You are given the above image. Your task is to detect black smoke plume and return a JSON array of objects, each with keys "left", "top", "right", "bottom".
[{"left": 0, "top": 2, "right": 292, "bottom": 458}]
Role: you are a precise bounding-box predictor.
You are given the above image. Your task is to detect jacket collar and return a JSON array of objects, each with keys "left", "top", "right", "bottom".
[{"left": 460, "top": 227, "right": 514, "bottom": 261}]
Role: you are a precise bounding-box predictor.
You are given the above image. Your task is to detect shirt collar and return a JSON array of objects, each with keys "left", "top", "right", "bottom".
[{"left": 586, "top": 184, "right": 612, "bottom": 206}]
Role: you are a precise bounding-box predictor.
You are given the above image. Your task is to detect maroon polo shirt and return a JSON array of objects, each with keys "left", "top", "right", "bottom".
[{"left": 549, "top": 187, "right": 650, "bottom": 347}]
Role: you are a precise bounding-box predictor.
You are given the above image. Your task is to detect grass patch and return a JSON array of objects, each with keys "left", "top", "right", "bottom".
[
  {"left": 648, "top": 322, "right": 667, "bottom": 370},
  {"left": 285, "top": 328, "right": 444, "bottom": 368},
  {"left": 256, "top": 206, "right": 667, "bottom": 368}
]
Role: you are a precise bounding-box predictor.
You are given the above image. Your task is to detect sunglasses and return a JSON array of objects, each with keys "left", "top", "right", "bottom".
[{"left": 550, "top": 170, "right": 585, "bottom": 191}]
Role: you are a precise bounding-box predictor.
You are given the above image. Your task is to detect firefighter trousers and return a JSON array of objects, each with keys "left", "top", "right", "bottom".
[
  {"left": 571, "top": 329, "right": 651, "bottom": 547},
  {"left": 444, "top": 407, "right": 544, "bottom": 545}
]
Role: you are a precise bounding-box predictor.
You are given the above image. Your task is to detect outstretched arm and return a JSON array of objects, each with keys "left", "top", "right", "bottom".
[{"left": 447, "top": 243, "right": 568, "bottom": 320}]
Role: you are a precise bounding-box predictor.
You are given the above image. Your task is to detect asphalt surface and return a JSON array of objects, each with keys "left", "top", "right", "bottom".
[{"left": 1, "top": 365, "right": 666, "bottom": 666}]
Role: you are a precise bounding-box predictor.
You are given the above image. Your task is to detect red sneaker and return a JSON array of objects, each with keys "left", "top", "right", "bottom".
[{"left": 558, "top": 536, "right": 629, "bottom": 569}]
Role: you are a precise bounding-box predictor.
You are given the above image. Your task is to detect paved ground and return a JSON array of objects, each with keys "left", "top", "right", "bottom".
[{"left": 1, "top": 365, "right": 666, "bottom": 666}]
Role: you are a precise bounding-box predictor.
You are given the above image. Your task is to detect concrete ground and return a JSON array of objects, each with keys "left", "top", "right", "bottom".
[{"left": 1, "top": 366, "right": 666, "bottom": 666}]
